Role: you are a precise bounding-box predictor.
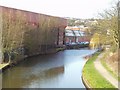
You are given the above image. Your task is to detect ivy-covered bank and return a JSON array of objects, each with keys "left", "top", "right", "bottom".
[{"left": 82, "top": 52, "right": 115, "bottom": 88}]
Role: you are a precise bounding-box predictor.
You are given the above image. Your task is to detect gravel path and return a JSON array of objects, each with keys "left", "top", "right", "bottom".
[{"left": 94, "top": 53, "right": 119, "bottom": 88}]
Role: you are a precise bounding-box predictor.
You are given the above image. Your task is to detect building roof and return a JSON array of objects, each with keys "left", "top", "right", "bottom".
[
  {"left": 65, "top": 29, "right": 75, "bottom": 36},
  {"left": 65, "top": 26, "right": 80, "bottom": 30},
  {"left": 73, "top": 30, "right": 81, "bottom": 36},
  {"left": 65, "top": 29, "right": 85, "bottom": 37}
]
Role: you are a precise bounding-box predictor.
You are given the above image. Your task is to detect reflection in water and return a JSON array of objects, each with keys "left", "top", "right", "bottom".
[
  {"left": 24, "top": 66, "right": 64, "bottom": 88},
  {"left": 2, "top": 66, "right": 64, "bottom": 88},
  {"left": 2, "top": 49, "right": 96, "bottom": 88}
]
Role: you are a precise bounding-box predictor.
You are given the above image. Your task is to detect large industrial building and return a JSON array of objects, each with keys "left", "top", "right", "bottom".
[{"left": 0, "top": 6, "right": 67, "bottom": 64}]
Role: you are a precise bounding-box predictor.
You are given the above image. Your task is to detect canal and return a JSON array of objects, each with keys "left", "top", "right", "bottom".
[{"left": 2, "top": 49, "right": 96, "bottom": 88}]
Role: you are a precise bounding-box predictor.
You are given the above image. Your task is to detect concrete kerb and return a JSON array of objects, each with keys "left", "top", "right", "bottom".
[
  {"left": 81, "top": 54, "right": 94, "bottom": 89},
  {"left": 81, "top": 51, "right": 100, "bottom": 89},
  {"left": 82, "top": 75, "right": 92, "bottom": 90}
]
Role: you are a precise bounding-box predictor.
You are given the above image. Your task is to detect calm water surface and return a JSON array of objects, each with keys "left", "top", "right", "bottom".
[{"left": 2, "top": 49, "right": 96, "bottom": 88}]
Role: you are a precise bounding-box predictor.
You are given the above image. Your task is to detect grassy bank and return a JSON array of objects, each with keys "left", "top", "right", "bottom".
[
  {"left": 82, "top": 52, "right": 115, "bottom": 88},
  {"left": 100, "top": 52, "right": 120, "bottom": 81}
]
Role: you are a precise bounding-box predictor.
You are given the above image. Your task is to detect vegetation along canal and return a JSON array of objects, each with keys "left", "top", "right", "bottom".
[{"left": 2, "top": 49, "right": 96, "bottom": 88}]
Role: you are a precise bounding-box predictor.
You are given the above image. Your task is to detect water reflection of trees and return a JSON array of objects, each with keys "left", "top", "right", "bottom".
[{"left": 2, "top": 66, "right": 64, "bottom": 88}]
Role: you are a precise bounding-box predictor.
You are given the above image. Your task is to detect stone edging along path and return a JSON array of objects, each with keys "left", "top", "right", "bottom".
[
  {"left": 82, "top": 75, "right": 91, "bottom": 89},
  {"left": 82, "top": 54, "right": 92, "bottom": 89},
  {"left": 82, "top": 52, "right": 119, "bottom": 89}
]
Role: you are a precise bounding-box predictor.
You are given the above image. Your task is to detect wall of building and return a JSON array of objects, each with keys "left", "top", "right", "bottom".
[{"left": 0, "top": 6, "right": 67, "bottom": 63}]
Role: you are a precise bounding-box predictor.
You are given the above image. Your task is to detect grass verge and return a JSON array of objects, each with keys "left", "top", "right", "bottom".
[{"left": 82, "top": 52, "right": 115, "bottom": 88}]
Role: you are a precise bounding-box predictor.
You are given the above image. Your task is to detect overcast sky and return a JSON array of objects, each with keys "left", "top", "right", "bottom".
[{"left": 0, "top": 0, "right": 117, "bottom": 19}]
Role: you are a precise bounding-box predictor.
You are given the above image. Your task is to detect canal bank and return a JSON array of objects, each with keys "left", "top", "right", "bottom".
[
  {"left": 0, "top": 47, "right": 66, "bottom": 72},
  {"left": 82, "top": 51, "right": 117, "bottom": 88},
  {"left": 2, "top": 49, "right": 96, "bottom": 88},
  {"left": 82, "top": 53, "right": 96, "bottom": 89}
]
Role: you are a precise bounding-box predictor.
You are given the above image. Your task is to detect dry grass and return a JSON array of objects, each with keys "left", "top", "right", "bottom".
[
  {"left": 107, "top": 52, "right": 118, "bottom": 75},
  {"left": 118, "top": 49, "right": 120, "bottom": 77},
  {"left": 102, "top": 49, "right": 119, "bottom": 78}
]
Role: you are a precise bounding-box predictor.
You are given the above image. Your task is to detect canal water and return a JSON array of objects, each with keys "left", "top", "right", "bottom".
[{"left": 2, "top": 49, "right": 96, "bottom": 88}]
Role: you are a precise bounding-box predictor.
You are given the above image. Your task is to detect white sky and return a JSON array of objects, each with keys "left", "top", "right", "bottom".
[{"left": 0, "top": 0, "right": 117, "bottom": 19}]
